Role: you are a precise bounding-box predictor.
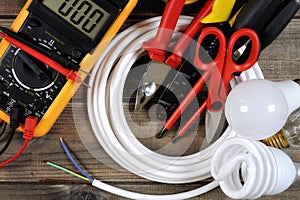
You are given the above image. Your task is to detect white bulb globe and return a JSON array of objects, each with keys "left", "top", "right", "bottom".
[{"left": 225, "top": 79, "right": 289, "bottom": 140}]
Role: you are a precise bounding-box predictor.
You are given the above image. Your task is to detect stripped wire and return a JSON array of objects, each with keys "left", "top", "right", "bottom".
[
  {"left": 46, "top": 161, "right": 91, "bottom": 182},
  {"left": 59, "top": 138, "right": 94, "bottom": 182}
]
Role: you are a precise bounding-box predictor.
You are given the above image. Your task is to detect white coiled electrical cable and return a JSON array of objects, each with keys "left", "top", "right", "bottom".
[{"left": 86, "top": 16, "right": 264, "bottom": 199}]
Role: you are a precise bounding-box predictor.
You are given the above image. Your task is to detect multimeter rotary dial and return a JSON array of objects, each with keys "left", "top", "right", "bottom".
[{"left": 12, "top": 49, "right": 58, "bottom": 91}]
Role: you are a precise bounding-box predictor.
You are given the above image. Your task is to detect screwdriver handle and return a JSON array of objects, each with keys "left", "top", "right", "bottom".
[
  {"left": 260, "top": 0, "right": 300, "bottom": 50},
  {"left": 232, "top": 0, "right": 284, "bottom": 33}
]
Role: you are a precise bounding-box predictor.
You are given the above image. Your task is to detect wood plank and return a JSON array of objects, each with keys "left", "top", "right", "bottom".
[
  {"left": 1, "top": 182, "right": 300, "bottom": 200},
  {"left": 0, "top": 0, "right": 299, "bottom": 199},
  {"left": 0, "top": 19, "right": 14, "bottom": 27},
  {"left": 4, "top": 181, "right": 300, "bottom": 200},
  {"left": 0, "top": 0, "right": 299, "bottom": 18},
  {"left": 0, "top": 183, "right": 226, "bottom": 200},
  {"left": 0, "top": 0, "right": 26, "bottom": 17},
  {"left": 259, "top": 18, "right": 300, "bottom": 81}
]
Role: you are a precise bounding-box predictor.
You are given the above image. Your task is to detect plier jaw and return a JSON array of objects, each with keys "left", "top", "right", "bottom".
[
  {"left": 135, "top": 82, "right": 158, "bottom": 111},
  {"left": 135, "top": 61, "right": 172, "bottom": 110}
]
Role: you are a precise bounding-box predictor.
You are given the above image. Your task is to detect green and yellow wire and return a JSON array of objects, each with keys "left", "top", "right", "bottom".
[{"left": 46, "top": 161, "right": 91, "bottom": 182}]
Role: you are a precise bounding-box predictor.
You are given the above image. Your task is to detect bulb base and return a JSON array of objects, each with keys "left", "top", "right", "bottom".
[{"left": 263, "top": 130, "right": 289, "bottom": 149}]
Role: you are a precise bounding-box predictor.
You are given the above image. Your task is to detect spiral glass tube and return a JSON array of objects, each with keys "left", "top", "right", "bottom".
[{"left": 211, "top": 137, "right": 298, "bottom": 199}]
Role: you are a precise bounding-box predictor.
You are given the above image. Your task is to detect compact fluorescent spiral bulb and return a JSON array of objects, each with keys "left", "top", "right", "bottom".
[
  {"left": 211, "top": 137, "right": 300, "bottom": 199},
  {"left": 225, "top": 79, "right": 300, "bottom": 140}
]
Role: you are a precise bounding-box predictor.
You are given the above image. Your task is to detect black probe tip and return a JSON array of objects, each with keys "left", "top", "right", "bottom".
[{"left": 156, "top": 127, "right": 168, "bottom": 139}]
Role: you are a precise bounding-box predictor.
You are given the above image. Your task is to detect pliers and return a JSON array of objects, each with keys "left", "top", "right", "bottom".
[{"left": 135, "top": 0, "right": 216, "bottom": 110}]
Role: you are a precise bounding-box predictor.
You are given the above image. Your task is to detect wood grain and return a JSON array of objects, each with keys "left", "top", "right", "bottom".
[{"left": 0, "top": 0, "right": 300, "bottom": 199}]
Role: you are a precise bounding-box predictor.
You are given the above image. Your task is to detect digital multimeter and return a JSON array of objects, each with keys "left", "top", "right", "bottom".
[{"left": 0, "top": 0, "right": 137, "bottom": 137}]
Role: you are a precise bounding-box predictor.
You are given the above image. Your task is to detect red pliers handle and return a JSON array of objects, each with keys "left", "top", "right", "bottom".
[
  {"left": 143, "top": 0, "right": 214, "bottom": 67},
  {"left": 143, "top": 0, "right": 186, "bottom": 62}
]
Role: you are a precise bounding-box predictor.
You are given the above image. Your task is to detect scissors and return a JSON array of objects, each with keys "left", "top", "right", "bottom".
[
  {"left": 195, "top": 27, "right": 260, "bottom": 112},
  {"left": 157, "top": 27, "right": 260, "bottom": 140},
  {"left": 156, "top": 0, "right": 299, "bottom": 141}
]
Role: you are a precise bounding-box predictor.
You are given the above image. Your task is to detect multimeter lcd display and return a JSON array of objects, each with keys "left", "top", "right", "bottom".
[{"left": 42, "top": 0, "right": 110, "bottom": 40}]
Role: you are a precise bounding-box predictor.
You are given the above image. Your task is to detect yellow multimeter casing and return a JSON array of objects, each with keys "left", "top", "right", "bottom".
[{"left": 0, "top": 0, "right": 137, "bottom": 137}]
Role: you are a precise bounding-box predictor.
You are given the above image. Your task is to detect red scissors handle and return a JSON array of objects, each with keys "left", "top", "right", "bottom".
[
  {"left": 194, "top": 27, "right": 260, "bottom": 112},
  {"left": 194, "top": 27, "right": 227, "bottom": 111},
  {"left": 208, "top": 28, "right": 260, "bottom": 111},
  {"left": 222, "top": 28, "right": 261, "bottom": 88}
]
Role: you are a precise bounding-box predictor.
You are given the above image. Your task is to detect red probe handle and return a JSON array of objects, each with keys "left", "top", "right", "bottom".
[
  {"left": 165, "top": 0, "right": 214, "bottom": 69},
  {"left": 0, "top": 32, "right": 81, "bottom": 83},
  {"left": 142, "top": 0, "right": 186, "bottom": 63}
]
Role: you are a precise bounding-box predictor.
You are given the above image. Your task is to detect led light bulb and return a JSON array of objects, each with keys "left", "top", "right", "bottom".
[
  {"left": 264, "top": 107, "right": 300, "bottom": 148},
  {"left": 225, "top": 79, "right": 300, "bottom": 140}
]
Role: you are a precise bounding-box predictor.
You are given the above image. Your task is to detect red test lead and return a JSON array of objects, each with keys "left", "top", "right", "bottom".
[{"left": 0, "top": 31, "right": 82, "bottom": 84}]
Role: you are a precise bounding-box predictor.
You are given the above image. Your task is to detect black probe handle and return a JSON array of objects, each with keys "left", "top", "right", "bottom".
[
  {"left": 232, "top": 0, "right": 285, "bottom": 33},
  {"left": 0, "top": 27, "right": 81, "bottom": 71},
  {"left": 260, "top": 0, "right": 300, "bottom": 50}
]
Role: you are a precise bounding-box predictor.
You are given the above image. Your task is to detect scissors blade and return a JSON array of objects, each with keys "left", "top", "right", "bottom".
[
  {"left": 135, "top": 61, "right": 172, "bottom": 110},
  {"left": 205, "top": 110, "right": 226, "bottom": 144}
]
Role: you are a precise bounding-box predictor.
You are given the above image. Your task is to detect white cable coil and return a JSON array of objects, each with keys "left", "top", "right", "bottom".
[
  {"left": 86, "top": 16, "right": 264, "bottom": 198},
  {"left": 211, "top": 137, "right": 298, "bottom": 199}
]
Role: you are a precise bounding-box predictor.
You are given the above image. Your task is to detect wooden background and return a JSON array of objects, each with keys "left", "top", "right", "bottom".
[{"left": 0, "top": 0, "right": 300, "bottom": 199}]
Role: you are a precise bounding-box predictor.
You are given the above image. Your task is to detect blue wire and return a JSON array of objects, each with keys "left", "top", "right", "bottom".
[{"left": 60, "top": 138, "right": 94, "bottom": 182}]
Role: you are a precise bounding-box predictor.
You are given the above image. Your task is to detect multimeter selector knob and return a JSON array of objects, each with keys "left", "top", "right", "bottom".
[{"left": 13, "top": 50, "right": 57, "bottom": 89}]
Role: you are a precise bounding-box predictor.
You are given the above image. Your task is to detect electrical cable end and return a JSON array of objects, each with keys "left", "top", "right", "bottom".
[{"left": 60, "top": 137, "right": 63, "bottom": 143}]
